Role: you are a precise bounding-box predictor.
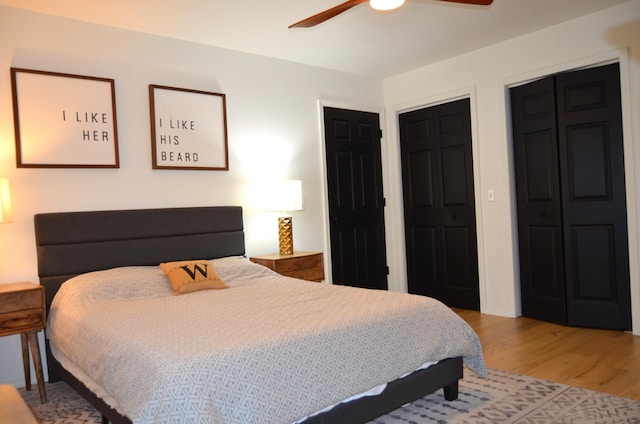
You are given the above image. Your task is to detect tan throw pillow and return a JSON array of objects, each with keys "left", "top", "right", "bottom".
[{"left": 159, "top": 260, "right": 228, "bottom": 295}]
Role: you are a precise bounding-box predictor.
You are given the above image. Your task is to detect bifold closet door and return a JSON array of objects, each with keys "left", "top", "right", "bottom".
[
  {"left": 511, "top": 76, "right": 566, "bottom": 325},
  {"left": 511, "top": 63, "right": 631, "bottom": 331},
  {"left": 399, "top": 98, "right": 479, "bottom": 310}
]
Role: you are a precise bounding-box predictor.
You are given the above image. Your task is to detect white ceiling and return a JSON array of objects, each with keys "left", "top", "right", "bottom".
[{"left": 0, "top": 0, "right": 633, "bottom": 78}]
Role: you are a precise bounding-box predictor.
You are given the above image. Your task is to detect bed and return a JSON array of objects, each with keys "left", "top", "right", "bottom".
[{"left": 34, "top": 206, "right": 485, "bottom": 424}]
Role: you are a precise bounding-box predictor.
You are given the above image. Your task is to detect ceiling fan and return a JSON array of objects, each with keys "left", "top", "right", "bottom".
[{"left": 289, "top": 0, "right": 493, "bottom": 28}]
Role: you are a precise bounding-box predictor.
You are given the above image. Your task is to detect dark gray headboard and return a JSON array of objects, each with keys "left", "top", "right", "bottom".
[{"left": 34, "top": 206, "right": 245, "bottom": 311}]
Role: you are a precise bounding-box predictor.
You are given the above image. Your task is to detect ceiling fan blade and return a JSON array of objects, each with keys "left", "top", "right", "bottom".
[
  {"left": 437, "top": 0, "right": 493, "bottom": 5},
  {"left": 288, "top": 0, "right": 492, "bottom": 29},
  {"left": 289, "top": 0, "right": 369, "bottom": 28}
]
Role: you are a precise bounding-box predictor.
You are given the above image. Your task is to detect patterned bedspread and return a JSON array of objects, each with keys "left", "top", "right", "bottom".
[{"left": 47, "top": 256, "right": 486, "bottom": 423}]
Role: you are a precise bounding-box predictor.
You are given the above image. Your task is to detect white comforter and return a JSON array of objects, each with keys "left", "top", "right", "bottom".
[{"left": 47, "top": 256, "right": 486, "bottom": 423}]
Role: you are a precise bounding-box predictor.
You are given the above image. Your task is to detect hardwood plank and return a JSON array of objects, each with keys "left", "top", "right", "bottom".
[{"left": 453, "top": 308, "right": 640, "bottom": 400}]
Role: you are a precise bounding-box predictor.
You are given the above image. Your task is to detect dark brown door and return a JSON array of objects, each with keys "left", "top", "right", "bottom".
[
  {"left": 398, "top": 98, "right": 480, "bottom": 309},
  {"left": 511, "top": 63, "right": 631, "bottom": 330},
  {"left": 323, "top": 107, "right": 388, "bottom": 290}
]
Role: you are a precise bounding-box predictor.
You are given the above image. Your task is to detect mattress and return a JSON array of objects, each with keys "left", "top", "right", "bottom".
[{"left": 47, "top": 256, "right": 486, "bottom": 423}]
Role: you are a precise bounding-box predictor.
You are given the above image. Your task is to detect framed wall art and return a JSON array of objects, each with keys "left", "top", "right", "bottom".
[
  {"left": 149, "top": 85, "right": 229, "bottom": 170},
  {"left": 10, "top": 68, "right": 119, "bottom": 168}
]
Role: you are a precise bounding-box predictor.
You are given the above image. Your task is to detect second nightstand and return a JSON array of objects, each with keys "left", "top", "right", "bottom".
[
  {"left": 0, "top": 282, "right": 47, "bottom": 403},
  {"left": 250, "top": 251, "right": 324, "bottom": 282}
]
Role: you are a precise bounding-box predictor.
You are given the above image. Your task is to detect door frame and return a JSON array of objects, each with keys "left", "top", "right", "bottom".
[
  {"left": 501, "top": 50, "right": 639, "bottom": 334},
  {"left": 317, "top": 98, "right": 387, "bottom": 286},
  {"left": 386, "top": 87, "right": 488, "bottom": 303}
]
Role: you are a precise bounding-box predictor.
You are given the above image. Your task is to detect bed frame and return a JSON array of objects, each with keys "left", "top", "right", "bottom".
[{"left": 34, "top": 206, "right": 462, "bottom": 424}]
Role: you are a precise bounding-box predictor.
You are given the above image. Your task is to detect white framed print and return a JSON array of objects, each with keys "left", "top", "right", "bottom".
[
  {"left": 11, "top": 68, "right": 119, "bottom": 168},
  {"left": 149, "top": 85, "right": 229, "bottom": 170}
]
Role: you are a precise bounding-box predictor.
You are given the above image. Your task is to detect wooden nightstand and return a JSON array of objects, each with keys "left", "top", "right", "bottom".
[
  {"left": 250, "top": 251, "right": 324, "bottom": 282},
  {"left": 0, "top": 282, "right": 47, "bottom": 403}
]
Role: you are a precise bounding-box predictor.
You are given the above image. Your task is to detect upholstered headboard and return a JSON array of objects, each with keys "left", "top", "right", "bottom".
[{"left": 34, "top": 206, "right": 245, "bottom": 311}]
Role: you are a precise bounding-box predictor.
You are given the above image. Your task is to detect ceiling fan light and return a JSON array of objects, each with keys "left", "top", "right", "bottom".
[{"left": 370, "top": 0, "right": 405, "bottom": 11}]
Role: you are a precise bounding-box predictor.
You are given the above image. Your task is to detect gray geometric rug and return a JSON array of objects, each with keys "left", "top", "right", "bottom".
[{"left": 19, "top": 368, "right": 640, "bottom": 423}]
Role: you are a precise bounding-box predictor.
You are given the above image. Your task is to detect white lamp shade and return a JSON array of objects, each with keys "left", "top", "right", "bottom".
[
  {"left": 370, "top": 0, "right": 405, "bottom": 11},
  {"left": 263, "top": 180, "right": 303, "bottom": 213},
  {"left": 0, "top": 178, "right": 13, "bottom": 223}
]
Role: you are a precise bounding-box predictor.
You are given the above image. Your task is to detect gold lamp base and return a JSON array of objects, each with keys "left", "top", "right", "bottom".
[{"left": 278, "top": 216, "right": 294, "bottom": 255}]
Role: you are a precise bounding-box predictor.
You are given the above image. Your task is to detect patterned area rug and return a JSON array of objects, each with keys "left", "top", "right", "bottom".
[{"left": 19, "top": 368, "right": 640, "bottom": 423}]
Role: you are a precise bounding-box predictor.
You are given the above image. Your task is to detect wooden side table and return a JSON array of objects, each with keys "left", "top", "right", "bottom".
[
  {"left": 250, "top": 251, "right": 324, "bottom": 282},
  {"left": 0, "top": 282, "right": 47, "bottom": 403}
]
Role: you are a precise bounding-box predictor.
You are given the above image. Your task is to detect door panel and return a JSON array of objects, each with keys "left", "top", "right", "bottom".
[
  {"left": 528, "top": 227, "right": 564, "bottom": 298},
  {"left": 442, "top": 145, "right": 468, "bottom": 205},
  {"left": 410, "top": 227, "right": 438, "bottom": 285},
  {"left": 524, "top": 130, "right": 556, "bottom": 201},
  {"left": 572, "top": 225, "right": 615, "bottom": 298},
  {"left": 324, "top": 107, "right": 388, "bottom": 290},
  {"left": 444, "top": 226, "right": 473, "bottom": 289},
  {"left": 408, "top": 151, "right": 434, "bottom": 206},
  {"left": 399, "top": 98, "right": 479, "bottom": 309},
  {"left": 567, "top": 125, "right": 609, "bottom": 199}
]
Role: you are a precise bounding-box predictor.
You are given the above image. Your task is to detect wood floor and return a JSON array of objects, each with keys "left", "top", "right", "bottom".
[{"left": 453, "top": 308, "right": 640, "bottom": 401}]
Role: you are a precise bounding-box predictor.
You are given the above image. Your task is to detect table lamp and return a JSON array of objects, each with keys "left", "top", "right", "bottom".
[{"left": 264, "top": 180, "right": 302, "bottom": 255}]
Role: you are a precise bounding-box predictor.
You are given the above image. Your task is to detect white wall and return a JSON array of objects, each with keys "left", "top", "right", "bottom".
[
  {"left": 382, "top": 1, "right": 640, "bottom": 331},
  {"left": 0, "top": 5, "right": 383, "bottom": 386}
]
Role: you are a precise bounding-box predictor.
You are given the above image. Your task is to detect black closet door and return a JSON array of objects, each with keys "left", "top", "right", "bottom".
[
  {"left": 511, "top": 76, "right": 567, "bottom": 324},
  {"left": 511, "top": 63, "right": 631, "bottom": 330},
  {"left": 555, "top": 64, "right": 630, "bottom": 330},
  {"left": 399, "top": 98, "right": 479, "bottom": 310}
]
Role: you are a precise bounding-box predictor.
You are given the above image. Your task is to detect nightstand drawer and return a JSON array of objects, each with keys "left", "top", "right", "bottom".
[
  {"left": 250, "top": 251, "right": 324, "bottom": 282},
  {"left": 271, "top": 254, "right": 322, "bottom": 273},
  {"left": 0, "top": 309, "right": 46, "bottom": 336},
  {"left": 0, "top": 289, "right": 42, "bottom": 313},
  {"left": 278, "top": 266, "right": 324, "bottom": 281}
]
